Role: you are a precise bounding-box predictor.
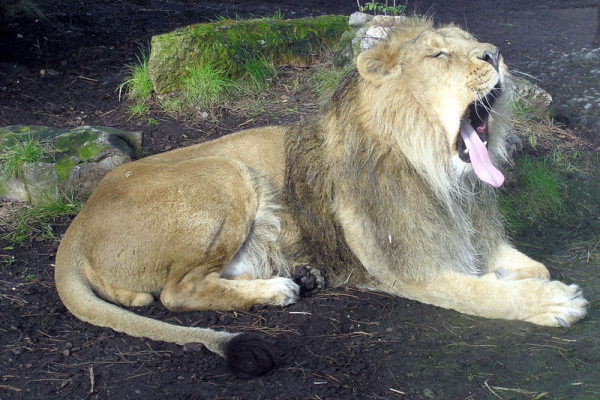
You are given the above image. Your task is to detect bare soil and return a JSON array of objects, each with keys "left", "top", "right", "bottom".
[{"left": 1, "top": 1, "right": 599, "bottom": 399}]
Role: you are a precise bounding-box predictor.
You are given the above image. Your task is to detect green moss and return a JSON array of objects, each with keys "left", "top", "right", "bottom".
[
  {"left": 149, "top": 15, "right": 349, "bottom": 93},
  {"left": 54, "top": 128, "right": 109, "bottom": 161},
  {"left": 77, "top": 141, "right": 109, "bottom": 161},
  {"left": 55, "top": 157, "right": 75, "bottom": 183},
  {"left": 54, "top": 129, "right": 96, "bottom": 152}
]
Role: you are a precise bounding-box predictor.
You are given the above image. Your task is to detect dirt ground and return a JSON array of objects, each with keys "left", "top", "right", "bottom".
[{"left": 1, "top": 1, "right": 599, "bottom": 399}]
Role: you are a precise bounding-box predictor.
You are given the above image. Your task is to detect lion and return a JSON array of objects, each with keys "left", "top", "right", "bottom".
[{"left": 54, "top": 18, "right": 588, "bottom": 377}]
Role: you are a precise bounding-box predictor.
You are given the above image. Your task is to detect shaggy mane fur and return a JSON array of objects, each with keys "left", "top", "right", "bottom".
[{"left": 285, "top": 19, "right": 509, "bottom": 284}]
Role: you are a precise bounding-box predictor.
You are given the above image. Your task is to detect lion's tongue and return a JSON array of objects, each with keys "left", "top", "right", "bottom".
[{"left": 459, "top": 118, "right": 505, "bottom": 187}]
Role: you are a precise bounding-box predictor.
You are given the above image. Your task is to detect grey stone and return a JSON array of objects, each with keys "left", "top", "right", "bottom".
[
  {"left": 334, "top": 12, "right": 407, "bottom": 69},
  {"left": 0, "top": 126, "right": 142, "bottom": 205},
  {"left": 348, "top": 11, "right": 373, "bottom": 27},
  {"left": 511, "top": 76, "right": 553, "bottom": 119}
]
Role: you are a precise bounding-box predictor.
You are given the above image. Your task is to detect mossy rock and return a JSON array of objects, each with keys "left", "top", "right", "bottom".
[
  {"left": 148, "top": 15, "right": 350, "bottom": 94},
  {"left": 0, "top": 126, "right": 142, "bottom": 205}
]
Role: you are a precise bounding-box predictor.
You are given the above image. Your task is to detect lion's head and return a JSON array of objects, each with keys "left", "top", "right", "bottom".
[{"left": 352, "top": 18, "right": 511, "bottom": 189}]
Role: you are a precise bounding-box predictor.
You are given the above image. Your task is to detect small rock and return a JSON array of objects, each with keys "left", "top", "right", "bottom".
[
  {"left": 423, "top": 388, "right": 436, "bottom": 398},
  {"left": 349, "top": 11, "right": 373, "bottom": 27}
]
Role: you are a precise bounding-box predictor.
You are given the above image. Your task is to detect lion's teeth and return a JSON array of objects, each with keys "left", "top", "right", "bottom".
[
  {"left": 483, "top": 141, "right": 488, "bottom": 146},
  {"left": 464, "top": 148, "right": 469, "bottom": 154}
]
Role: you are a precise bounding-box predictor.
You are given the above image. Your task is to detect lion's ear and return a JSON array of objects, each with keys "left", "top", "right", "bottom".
[{"left": 357, "top": 44, "right": 400, "bottom": 83}]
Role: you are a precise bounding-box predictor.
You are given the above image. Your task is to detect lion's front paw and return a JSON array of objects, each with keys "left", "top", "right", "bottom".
[
  {"left": 263, "top": 277, "right": 300, "bottom": 306},
  {"left": 524, "top": 281, "right": 588, "bottom": 327}
]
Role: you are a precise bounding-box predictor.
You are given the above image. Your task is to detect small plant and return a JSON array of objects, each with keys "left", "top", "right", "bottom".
[
  {"left": 0, "top": 136, "right": 51, "bottom": 179},
  {"left": 181, "top": 63, "right": 239, "bottom": 107},
  {"left": 3, "top": 196, "right": 81, "bottom": 244},
  {"left": 119, "top": 53, "right": 153, "bottom": 101},
  {"left": 126, "top": 101, "right": 150, "bottom": 120},
  {"left": 358, "top": 0, "right": 406, "bottom": 16},
  {"left": 118, "top": 51, "right": 153, "bottom": 118},
  {"left": 241, "top": 56, "right": 275, "bottom": 90}
]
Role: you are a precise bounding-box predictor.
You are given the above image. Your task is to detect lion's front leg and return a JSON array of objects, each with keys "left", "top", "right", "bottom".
[
  {"left": 376, "top": 273, "right": 587, "bottom": 327},
  {"left": 483, "top": 243, "right": 550, "bottom": 281}
]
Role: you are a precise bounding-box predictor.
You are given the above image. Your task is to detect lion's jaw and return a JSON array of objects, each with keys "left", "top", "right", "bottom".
[{"left": 454, "top": 81, "right": 506, "bottom": 188}]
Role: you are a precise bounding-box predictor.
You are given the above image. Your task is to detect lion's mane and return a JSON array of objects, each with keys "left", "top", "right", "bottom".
[{"left": 285, "top": 20, "right": 511, "bottom": 285}]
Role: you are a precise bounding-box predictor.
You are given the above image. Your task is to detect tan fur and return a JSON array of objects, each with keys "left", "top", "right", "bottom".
[{"left": 55, "top": 18, "right": 587, "bottom": 362}]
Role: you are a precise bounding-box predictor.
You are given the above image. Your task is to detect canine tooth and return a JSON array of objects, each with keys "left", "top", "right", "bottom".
[
  {"left": 483, "top": 141, "right": 488, "bottom": 146},
  {"left": 464, "top": 148, "right": 469, "bottom": 154}
]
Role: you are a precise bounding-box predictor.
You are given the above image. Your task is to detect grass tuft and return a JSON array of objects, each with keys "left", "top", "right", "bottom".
[
  {"left": 119, "top": 53, "right": 153, "bottom": 101},
  {"left": 118, "top": 52, "right": 153, "bottom": 118},
  {"left": 181, "top": 63, "right": 240, "bottom": 107},
  {"left": 0, "top": 136, "right": 51, "bottom": 179},
  {"left": 126, "top": 101, "right": 150, "bottom": 119},
  {"left": 241, "top": 57, "right": 275, "bottom": 90},
  {"left": 2, "top": 197, "right": 81, "bottom": 244}
]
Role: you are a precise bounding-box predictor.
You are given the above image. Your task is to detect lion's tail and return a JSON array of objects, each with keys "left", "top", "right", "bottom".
[{"left": 54, "top": 249, "right": 276, "bottom": 378}]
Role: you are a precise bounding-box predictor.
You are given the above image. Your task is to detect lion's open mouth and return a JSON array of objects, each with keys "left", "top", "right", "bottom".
[{"left": 457, "top": 83, "right": 504, "bottom": 187}]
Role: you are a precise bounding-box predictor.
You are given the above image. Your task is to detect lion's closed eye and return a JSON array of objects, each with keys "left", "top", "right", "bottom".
[{"left": 429, "top": 51, "right": 450, "bottom": 58}]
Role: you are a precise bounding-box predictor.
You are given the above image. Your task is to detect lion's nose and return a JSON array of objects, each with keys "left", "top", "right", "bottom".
[{"left": 480, "top": 48, "right": 500, "bottom": 71}]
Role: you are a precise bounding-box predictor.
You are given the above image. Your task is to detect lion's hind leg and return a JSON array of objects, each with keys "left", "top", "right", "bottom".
[
  {"left": 160, "top": 269, "right": 299, "bottom": 312},
  {"left": 84, "top": 264, "right": 155, "bottom": 307}
]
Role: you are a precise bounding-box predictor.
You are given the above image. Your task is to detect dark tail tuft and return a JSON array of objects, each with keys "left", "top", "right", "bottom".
[{"left": 225, "top": 333, "right": 277, "bottom": 378}]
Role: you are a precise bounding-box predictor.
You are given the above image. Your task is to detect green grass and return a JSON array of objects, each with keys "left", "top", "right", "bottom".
[
  {"left": 499, "top": 155, "right": 565, "bottom": 234},
  {"left": 119, "top": 53, "right": 153, "bottom": 101},
  {"left": 310, "top": 67, "right": 350, "bottom": 99},
  {"left": 118, "top": 52, "right": 153, "bottom": 118},
  {"left": 3, "top": 197, "right": 81, "bottom": 244},
  {"left": 126, "top": 101, "right": 150, "bottom": 119},
  {"left": 241, "top": 57, "right": 275, "bottom": 90},
  {"left": 181, "top": 63, "right": 240, "bottom": 107},
  {"left": 0, "top": 136, "right": 51, "bottom": 179}
]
